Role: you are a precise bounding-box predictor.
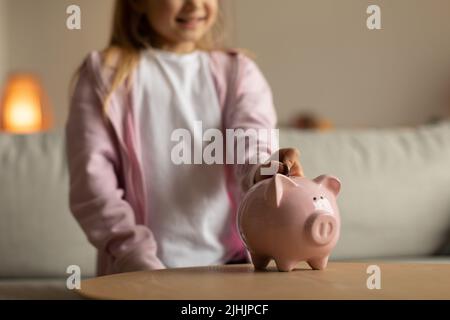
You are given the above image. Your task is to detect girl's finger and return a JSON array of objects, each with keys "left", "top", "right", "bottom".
[{"left": 286, "top": 161, "right": 304, "bottom": 177}]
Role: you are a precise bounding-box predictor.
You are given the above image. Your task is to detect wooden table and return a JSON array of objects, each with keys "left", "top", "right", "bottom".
[{"left": 77, "top": 262, "right": 450, "bottom": 300}]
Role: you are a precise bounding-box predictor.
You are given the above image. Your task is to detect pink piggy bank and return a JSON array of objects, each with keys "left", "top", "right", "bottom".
[{"left": 237, "top": 174, "right": 341, "bottom": 272}]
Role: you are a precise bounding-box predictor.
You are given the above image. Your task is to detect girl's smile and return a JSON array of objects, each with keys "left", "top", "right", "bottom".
[
  {"left": 145, "top": 0, "right": 218, "bottom": 53},
  {"left": 176, "top": 15, "right": 208, "bottom": 30}
]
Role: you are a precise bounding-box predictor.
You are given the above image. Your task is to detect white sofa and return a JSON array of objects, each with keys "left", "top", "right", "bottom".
[{"left": 1, "top": 121, "right": 449, "bottom": 299}]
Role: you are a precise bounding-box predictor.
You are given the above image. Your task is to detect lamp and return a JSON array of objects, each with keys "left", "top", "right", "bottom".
[{"left": 0, "top": 73, "right": 53, "bottom": 134}]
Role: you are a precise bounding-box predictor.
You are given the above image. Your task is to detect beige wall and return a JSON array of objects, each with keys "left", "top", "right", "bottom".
[
  {"left": 231, "top": 0, "right": 450, "bottom": 127},
  {"left": 2, "top": 0, "right": 114, "bottom": 130},
  {"left": 1, "top": 0, "right": 450, "bottom": 128},
  {"left": 0, "top": 0, "right": 8, "bottom": 85}
]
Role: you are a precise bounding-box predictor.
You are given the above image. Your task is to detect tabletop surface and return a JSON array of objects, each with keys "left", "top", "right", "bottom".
[{"left": 77, "top": 262, "right": 450, "bottom": 300}]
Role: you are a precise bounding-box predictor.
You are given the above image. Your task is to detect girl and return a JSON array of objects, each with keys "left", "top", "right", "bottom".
[{"left": 66, "top": 0, "right": 304, "bottom": 276}]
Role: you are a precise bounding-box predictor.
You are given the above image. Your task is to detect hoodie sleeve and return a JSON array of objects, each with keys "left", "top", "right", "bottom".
[
  {"left": 65, "top": 53, "right": 165, "bottom": 274},
  {"left": 223, "top": 53, "right": 279, "bottom": 192}
]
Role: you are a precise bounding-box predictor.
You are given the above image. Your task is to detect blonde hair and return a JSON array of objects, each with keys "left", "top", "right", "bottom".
[{"left": 100, "top": 0, "right": 228, "bottom": 116}]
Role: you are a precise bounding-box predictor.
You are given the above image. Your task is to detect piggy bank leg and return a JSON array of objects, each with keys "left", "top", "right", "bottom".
[
  {"left": 250, "top": 253, "right": 271, "bottom": 270},
  {"left": 307, "top": 256, "right": 329, "bottom": 270},
  {"left": 274, "top": 259, "right": 297, "bottom": 272}
]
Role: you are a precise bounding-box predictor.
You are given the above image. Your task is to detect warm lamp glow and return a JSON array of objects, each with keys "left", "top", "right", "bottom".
[{"left": 0, "top": 74, "right": 52, "bottom": 134}]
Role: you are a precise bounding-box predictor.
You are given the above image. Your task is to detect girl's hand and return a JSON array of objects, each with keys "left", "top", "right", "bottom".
[{"left": 254, "top": 148, "right": 305, "bottom": 184}]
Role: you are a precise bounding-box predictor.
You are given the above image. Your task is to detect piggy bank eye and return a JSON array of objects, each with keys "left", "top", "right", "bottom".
[
  {"left": 313, "top": 197, "right": 317, "bottom": 201},
  {"left": 320, "top": 196, "right": 324, "bottom": 199}
]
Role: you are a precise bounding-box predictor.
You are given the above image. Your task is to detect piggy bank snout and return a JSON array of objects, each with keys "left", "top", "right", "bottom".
[{"left": 307, "top": 212, "right": 337, "bottom": 246}]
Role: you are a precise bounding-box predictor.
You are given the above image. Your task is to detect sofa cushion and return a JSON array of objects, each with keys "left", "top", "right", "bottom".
[
  {"left": 0, "top": 130, "right": 96, "bottom": 278},
  {"left": 280, "top": 121, "right": 450, "bottom": 259},
  {"left": 0, "top": 122, "right": 449, "bottom": 278}
]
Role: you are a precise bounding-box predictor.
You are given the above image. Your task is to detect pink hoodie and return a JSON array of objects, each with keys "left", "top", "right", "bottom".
[{"left": 65, "top": 50, "right": 277, "bottom": 276}]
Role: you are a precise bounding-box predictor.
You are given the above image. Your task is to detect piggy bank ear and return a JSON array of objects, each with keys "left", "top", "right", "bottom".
[
  {"left": 313, "top": 175, "right": 341, "bottom": 196},
  {"left": 265, "top": 174, "right": 298, "bottom": 207}
]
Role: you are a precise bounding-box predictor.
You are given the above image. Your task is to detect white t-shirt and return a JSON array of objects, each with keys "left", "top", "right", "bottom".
[{"left": 135, "top": 48, "right": 234, "bottom": 268}]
